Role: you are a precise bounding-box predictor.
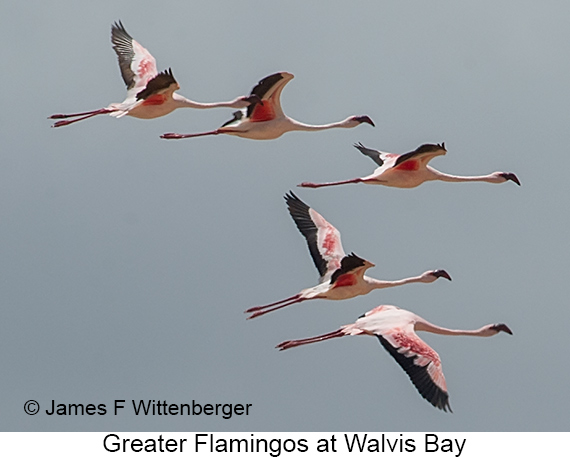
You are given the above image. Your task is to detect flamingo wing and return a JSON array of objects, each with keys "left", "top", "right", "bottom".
[
  {"left": 376, "top": 322, "right": 450, "bottom": 412},
  {"left": 392, "top": 143, "right": 447, "bottom": 170},
  {"left": 221, "top": 110, "right": 244, "bottom": 128},
  {"left": 111, "top": 21, "right": 158, "bottom": 93},
  {"left": 285, "top": 192, "right": 345, "bottom": 281},
  {"left": 246, "top": 72, "right": 293, "bottom": 121},
  {"left": 353, "top": 142, "right": 391, "bottom": 167},
  {"left": 135, "top": 68, "right": 179, "bottom": 101},
  {"left": 329, "top": 253, "right": 372, "bottom": 286}
]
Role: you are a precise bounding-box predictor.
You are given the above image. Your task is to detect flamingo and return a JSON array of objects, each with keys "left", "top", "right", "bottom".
[
  {"left": 160, "top": 72, "right": 375, "bottom": 141},
  {"left": 277, "top": 304, "right": 512, "bottom": 411},
  {"left": 299, "top": 142, "right": 520, "bottom": 189},
  {"left": 245, "top": 192, "right": 451, "bottom": 319},
  {"left": 49, "top": 21, "right": 258, "bottom": 128}
]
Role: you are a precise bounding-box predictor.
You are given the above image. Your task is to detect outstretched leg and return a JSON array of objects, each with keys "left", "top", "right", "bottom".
[
  {"left": 50, "top": 108, "right": 116, "bottom": 127},
  {"left": 245, "top": 294, "right": 301, "bottom": 313},
  {"left": 246, "top": 295, "right": 307, "bottom": 319},
  {"left": 276, "top": 329, "right": 346, "bottom": 350},
  {"left": 298, "top": 178, "right": 363, "bottom": 188},
  {"left": 161, "top": 130, "right": 222, "bottom": 139}
]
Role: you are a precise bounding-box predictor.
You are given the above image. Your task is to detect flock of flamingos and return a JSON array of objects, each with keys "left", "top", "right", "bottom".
[{"left": 50, "top": 21, "right": 519, "bottom": 412}]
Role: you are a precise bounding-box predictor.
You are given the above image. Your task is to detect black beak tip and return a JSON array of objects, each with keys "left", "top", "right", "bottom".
[
  {"left": 502, "top": 172, "right": 521, "bottom": 186},
  {"left": 493, "top": 323, "right": 513, "bottom": 335},
  {"left": 434, "top": 269, "right": 452, "bottom": 281},
  {"left": 355, "top": 115, "right": 375, "bottom": 127}
]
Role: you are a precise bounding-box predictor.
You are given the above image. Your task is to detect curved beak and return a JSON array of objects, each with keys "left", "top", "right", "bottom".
[
  {"left": 492, "top": 323, "right": 513, "bottom": 335},
  {"left": 500, "top": 172, "right": 521, "bottom": 186},
  {"left": 355, "top": 115, "right": 375, "bottom": 127},
  {"left": 432, "top": 269, "right": 452, "bottom": 281}
]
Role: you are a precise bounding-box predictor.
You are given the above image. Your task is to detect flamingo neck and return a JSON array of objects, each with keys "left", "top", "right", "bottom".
[
  {"left": 429, "top": 167, "right": 500, "bottom": 184},
  {"left": 415, "top": 320, "right": 491, "bottom": 337},
  {"left": 364, "top": 275, "right": 423, "bottom": 291},
  {"left": 287, "top": 117, "right": 354, "bottom": 132},
  {"left": 172, "top": 93, "right": 239, "bottom": 109}
]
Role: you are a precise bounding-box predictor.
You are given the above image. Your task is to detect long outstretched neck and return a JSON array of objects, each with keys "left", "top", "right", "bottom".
[
  {"left": 287, "top": 118, "right": 353, "bottom": 132},
  {"left": 298, "top": 177, "right": 363, "bottom": 188},
  {"left": 365, "top": 275, "right": 424, "bottom": 290},
  {"left": 173, "top": 95, "right": 241, "bottom": 110},
  {"left": 415, "top": 320, "right": 492, "bottom": 337},
  {"left": 276, "top": 328, "right": 346, "bottom": 350},
  {"left": 430, "top": 168, "right": 500, "bottom": 184}
]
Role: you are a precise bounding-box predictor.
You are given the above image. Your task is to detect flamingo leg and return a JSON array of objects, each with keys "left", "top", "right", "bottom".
[
  {"left": 51, "top": 109, "right": 115, "bottom": 127},
  {"left": 49, "top": 108, "right": 112, "bottom": 119},
  {"left": 276, "top": 329, "right": 345, "bottom": 351},
  {"left": 245, "top": 294, "right": 301, "bottom": 313},
  {"left": 298, "top": 178, "right": 363, "bottom": 188},
  {"left": 246, "top": 297, "right": 307, "bottom": 320},
  {"left": 160, "top": 130, "right": 222, "bottom": 139}
]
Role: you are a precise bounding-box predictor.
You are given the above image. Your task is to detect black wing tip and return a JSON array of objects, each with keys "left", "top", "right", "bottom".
[
  {"left": 346, "top": 252, "right": 366, "bottom": 263},
  {"left": 415, "top": 143, "right": 447, "bottom": 154},
  {"left": 284, "top": 190, "right": 300, "bottom": 203},
  {"left": 330, "top": 253, "right": 367, "bottom": 284},
  {"left": 285, "top": 191, "right": 309, "bottom": 212},
  {"left": 111, "top": 20, "right": 130, "bottom": 37},
  {"left": 135, "top": 69, "right": 177, "bottom": 101}
]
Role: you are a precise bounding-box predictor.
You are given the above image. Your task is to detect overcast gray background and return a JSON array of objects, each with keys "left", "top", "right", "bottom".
[{"left": 1, "top": 0, "right": 568, "bottom": 432}]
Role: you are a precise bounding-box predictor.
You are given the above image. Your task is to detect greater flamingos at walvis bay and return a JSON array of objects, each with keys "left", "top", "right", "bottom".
[
  {"left": 245, "top": 193, "right": 451, "bottom": 319},
  {"left": 161, "top": 72, "right": 375, "bottom": 141},
  {"left": 277, "top": 304, "right": 512, "bottom": 411},
  {"left": 299, "top": 142, "right": 520, "bottom": 189},
  {"left": 49, "top": 21, "right": 258, "bottom": 128}
]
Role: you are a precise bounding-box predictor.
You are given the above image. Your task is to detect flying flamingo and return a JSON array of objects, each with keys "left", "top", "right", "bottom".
[
  {"left": 277, "top": 304, "right": 512, "bottom": 411},
  {"left": 160, "top": 72, "right": 375, "bottom": 141},
  {"left": 49, "top": 21, "right": 258, "bottom": 128},
  {"left": 245, "top": 192, "right": 451, "bottom": 319},
  {"left": 299, "top": 142, "right": 520, "bottom": 189}
]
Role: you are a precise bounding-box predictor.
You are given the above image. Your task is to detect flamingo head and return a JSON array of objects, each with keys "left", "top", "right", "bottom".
[
  {"left": 488, "top": 323, "right": 513, "bottom": 336},
  {"left": 420, "top": 269, "right": 452, "bottom": 283},
  {"left": 350, "top": 115, "right": 375, "bottom": 127},
  {"left": 498, "top": 172, "right": 521, "bottom": 186}
]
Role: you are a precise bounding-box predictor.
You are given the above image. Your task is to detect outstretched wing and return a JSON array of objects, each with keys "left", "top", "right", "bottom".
[
  {"left": 111, "top": 21, "right": 158, "bottom": 92},
  {"left": 376, "top": 323, "right": 450, "bottom": 412},
  {"left": 221, "top": 110, "right": 244, "bottom": 127},
  {"left": 353, "top": 142, "right": 392, "bottom": 167},
  {"left": 329, "top": 253, "right": 372, "bottom": 286},
  {"left": 135, "top": 68, "right": 179, "bottom": 101},
  {"left": 246, "top": 72, "right": 293, "bottom": 121},
  {"left": 285, "top": 192, "right": 345, "bottom": 281},
  {"left": 392, "top": 143, "right": 447, "bottom": 170}
]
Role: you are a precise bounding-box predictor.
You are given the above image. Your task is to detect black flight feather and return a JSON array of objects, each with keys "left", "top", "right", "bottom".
[
  {"left": 111, "top": 21, "right": 137, "bottom": 90},
  {"left": 376, "top": 334, "right": 451, "bottom": 412},
  {"left": 354, "top": 142, "right": 384, "bottom": 167},
  {"left": 136, "top": 68, "right": 177, "bottom": 101},
  {"left": 246, "top": 73, "right": 284, "bottom": 117},
  {"left": 394, "top": 143, "right": 446, "bottom": 167},
  {"left": 330, "top": 253, "right": 366, "bottom": 284},
  {"left": 285, "top": 192, "right": 327, "bottom": 278}
]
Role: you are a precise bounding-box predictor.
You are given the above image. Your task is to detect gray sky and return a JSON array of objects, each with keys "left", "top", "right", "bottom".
[{"left": 1, "top": 0, "right": 568, "bottom": 431}]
